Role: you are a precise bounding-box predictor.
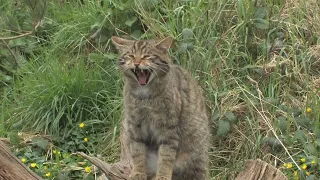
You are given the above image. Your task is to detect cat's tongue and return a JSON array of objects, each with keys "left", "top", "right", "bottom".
[{"left": 138, "top": 71, "right": 147, "bottom": 85}]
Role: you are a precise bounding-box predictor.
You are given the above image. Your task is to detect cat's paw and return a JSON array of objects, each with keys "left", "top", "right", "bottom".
[
  {"left": 130, "top": 172, "right": 147, "bottom": 180},
  {"left": 152, "top": 176, "right": 170, "bottom": 180}
]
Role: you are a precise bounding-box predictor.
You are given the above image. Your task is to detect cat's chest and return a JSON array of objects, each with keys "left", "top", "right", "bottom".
[
  {"left": 126, "top": 109, "right": 161, "bottom": 145},
  {"left": 141, "top": 121, "right": 160, "bottom": 145},
  {"left": 125, "top": 98, "right": 175, "bottom": 144}
]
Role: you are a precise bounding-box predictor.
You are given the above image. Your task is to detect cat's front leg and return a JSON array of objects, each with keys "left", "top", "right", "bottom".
[
  {"left": 129, "top": 140, "right": 148, "bottom": 180},
  {"left": 154, "top": 139, "right": 179, "bottom": 180}
]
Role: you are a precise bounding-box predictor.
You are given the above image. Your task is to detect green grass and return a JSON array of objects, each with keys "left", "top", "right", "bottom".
[{"left": 0, "top": 0, "right": 319, "bottom": 179}]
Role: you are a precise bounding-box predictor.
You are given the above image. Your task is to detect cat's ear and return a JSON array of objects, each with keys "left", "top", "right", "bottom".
[
  {"left": 111, "top": 36, "right": 134, "bottom": 52},
  {"left": 155, "top": 36, "right": 173, "bottom": 52}
]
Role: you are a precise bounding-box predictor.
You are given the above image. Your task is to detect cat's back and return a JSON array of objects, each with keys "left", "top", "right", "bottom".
[{"left": 169, "top": 64, "right": 207, "bottom": 114}]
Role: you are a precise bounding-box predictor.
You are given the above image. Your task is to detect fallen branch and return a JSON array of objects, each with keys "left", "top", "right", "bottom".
[
  {"left": 0, "top": 21, "right": 40, "bottom": 41},
  {"left": 77, "top": 152, "right": 129, "bottom": 180}
]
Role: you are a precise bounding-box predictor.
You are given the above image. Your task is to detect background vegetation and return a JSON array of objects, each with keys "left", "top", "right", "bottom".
[{"left": 0, "top": 0, "right": 319, "bottom": 179}]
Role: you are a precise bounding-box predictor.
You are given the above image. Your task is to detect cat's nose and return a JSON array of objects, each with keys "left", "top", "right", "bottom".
[{"left": 134, "top": 62, "right": 140, "bottom": 67}]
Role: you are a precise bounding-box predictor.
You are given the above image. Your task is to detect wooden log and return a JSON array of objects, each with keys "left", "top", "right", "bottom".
[
  {"left": 0, "top": 140, "right": 43, "bottom": 180},
  {"left": 235, "top": 159, "right": 288, "bottom": 180}
]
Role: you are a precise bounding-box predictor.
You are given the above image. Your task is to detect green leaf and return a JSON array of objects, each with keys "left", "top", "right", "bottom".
[
  {"left": 225, "top": 111, "right": 238, "bottom": 124},
  {"left": 258, "top": 39, "right": 272, "bottom": 56},
  {"left": 125, "top": 16, "right": 137, "bottom": 27},
  {"left": 178, "top": 42, "right": 188, "bottom": 53},
  {"left": 216, "top": 120, "right": 230, "bottom": 137},
  {"left": 57, "top": 172, "right": 69, "bottom": 180},
  {"left": 211, "top": 110, "right": 220, "bottom": 121},
  {"left": 254, "top": 7, "right": 268, "bottom": 19},
  {"left": 254, "top": 18, "right": 269, "bottom": 29},
  {"left": 265, "top": 137, "right": 282, "bottom": 150},
  {"left": 306, "top": 175, "right": 316, "bottom": 180},
  {"left": 186, "top": 42, "right": 194, "bottom": 50},
  {"left": 131, "top": 29, "right": 142, "bottom": 39},
  {"left": 78, "top": 143, "right": 86, "bottom": 150},
  {"left": 277, "top": 116, "right": 287, "bottom": 133},
  {"left": 317, "top": 138, "right": 320, "bottom": 147},
  {"left": 182, "top": 28, "right": 193, "bottom": 39},
  {"left": 292, "top": 107, "right": 302, "bottom": 117},
  {"left": 32, "top": 137, "right": 49, "bottom": 150},
  {"left": 24, "top": 152, "right": 33, "bottom": 158},
  {"left": 295, "top": 116, "right": 310, "bottom": 128},
  {"left": 67, "top": 141, "right": 75, "bottom": 145},
  {"left": 294, "top": 130, "right": 308, "bottom": 143},
  {"left": 304, "top": 143, "right": 317, "bottom": 155},
  {"left": 278, "top": 105, "right": 289, "bottom": 112}
]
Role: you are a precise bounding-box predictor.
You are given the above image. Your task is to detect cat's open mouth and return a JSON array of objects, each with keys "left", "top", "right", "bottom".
[{"left": 132, "top": 68, "right": 152, "bottom": 85}]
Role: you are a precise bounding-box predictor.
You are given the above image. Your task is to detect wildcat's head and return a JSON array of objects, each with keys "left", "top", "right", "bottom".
[{"left": 111, "top": 36, "right": 173, "bottom": 86}]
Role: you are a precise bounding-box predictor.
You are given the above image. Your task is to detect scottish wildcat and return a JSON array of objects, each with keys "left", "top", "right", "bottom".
[{"left": 111, "top": 36, "right": 209, "bottom": 180}]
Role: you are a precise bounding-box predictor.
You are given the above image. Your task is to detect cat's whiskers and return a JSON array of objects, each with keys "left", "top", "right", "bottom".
[
  {"left": 148, "top": 66, "right": 159, "bottom": 78},
  {"left": 152, "top": 64, "right": 169, "bottom": 74}
]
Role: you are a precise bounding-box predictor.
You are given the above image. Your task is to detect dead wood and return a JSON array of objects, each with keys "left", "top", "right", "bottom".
[
  {"left": 0, "top": 140, "right": 43, "bottom": 180},
  {"left": 235, "top": 159, "right": 288, "bottom": 180}
]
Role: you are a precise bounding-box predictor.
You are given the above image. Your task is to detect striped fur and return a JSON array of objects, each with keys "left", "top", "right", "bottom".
[{"left": 111, "top": 36, "right": 210, "bottom": 180}]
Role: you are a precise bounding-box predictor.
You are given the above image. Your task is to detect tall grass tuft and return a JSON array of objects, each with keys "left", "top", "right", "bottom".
[{"left": 8, "top": 51, "right": 123, "bottom": 137}]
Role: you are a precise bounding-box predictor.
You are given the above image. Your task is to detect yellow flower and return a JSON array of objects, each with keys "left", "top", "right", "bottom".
[
  {"left": 79, "top": 122, "right": 85, "bottom": 128},
  {"left": 21, "top": 158, "right": 26, "bottom": 163},
  {"left": 84, "top": 137, "right": 88, "bottom": 142},
  {"left": 85, "top": 166, "right": 91, "bottom": 173},
  {"left": 30, "top": 163, "right": 37, "bottom": 168},
  {"left": 45, "top": 172, "right": 51, "bottom": 177},
  {"left": 302, "top": 164, "right": 307, "bottom": 170},
  {"left": 311, "top": 160, "right": 316, "bottom": 166},
  {"left": 300, "top": 158, "right": 306, "bottom": 163},
  {"left": 306, "top": 171, "right": 311, "bottom": 176},
  {"left": 287, "top": 163, "right": 292, "bottom": 169},
  {"left": 306, "top": 107, "right": 311, "bottom": 113},
  {"left": 283, "top": 163, "right": 287, "bottom": 167},
  {"left": 53, "top": 149, "right": 57, "bottom": 154},
  {"left": 293, "top": 171, "right": 298, "bottom": 177}
]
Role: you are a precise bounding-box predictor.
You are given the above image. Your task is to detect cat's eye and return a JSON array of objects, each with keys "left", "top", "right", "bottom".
[
  {"left": 142, "top": 55, "right": 151, "bottom": 59},
  {"left": 128, "top": 55, "right": 135, "bottom": 59}
]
